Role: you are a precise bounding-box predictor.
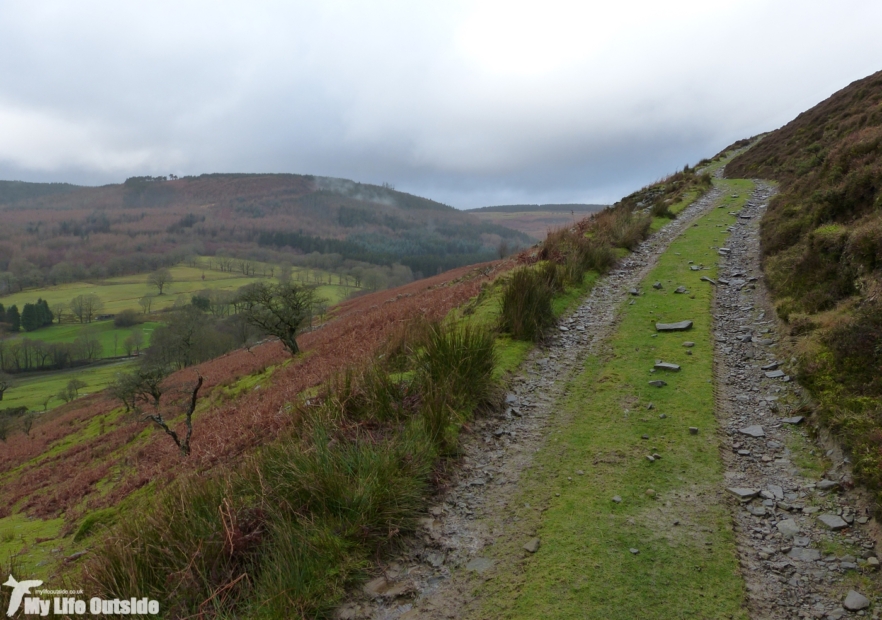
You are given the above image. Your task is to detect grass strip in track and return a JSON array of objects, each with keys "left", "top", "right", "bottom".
[{"left": 475, "top": 179, "right": 755, "bottom": 619}]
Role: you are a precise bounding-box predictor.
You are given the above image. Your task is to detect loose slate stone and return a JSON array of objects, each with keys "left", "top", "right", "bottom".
[
  {"left": 629, "top": 288, "right": 640, "bottom": 296},
  {"left": 818, "top": 514, "right": 848, "bottom": 530},
  {"left": 689, "top": 427, "right": 698, "bottom": 435},
  {"left": 689, "top": 265, "right": 701, "bottom": 271},
  {"left": 816, "top": 479, "right": 839, "bottom": 491},
  {"left": 523, "top": 538, "right": 541, "bottom": 553},
  {"left": 700, "top": 276, "right": 717, "bottom": 285},
  {"left": 612, "top": 495, "right": 622, "bottom": 503},
  {"left": 648, "top": 380, "right": 667, "bottom": 388},
  {"left": 718, "top": 278, "right": 730, "bottom": 285},
  {"left": 782, "top": 416, "right": 804, "bottom": 425},
  {"left": 465, "top": 557, "right": 496, "bottom": 574},
  {"left": 761, "top": 362, "right": 780, "bottom": 371},
  {"left": 683, "top": 341, "right": 695, "bottom": 347},
  {"left": 777, "top": 519, "right": 800, "bottom": 538},
  {"left": 674, "top": 286, "right": 688, "bottom": 294},
  {"left": 652, "top": 282, "right": 662, "bottom": 289},
  {"left": 727, "top": 487, "right": 759, "bottom": 501},
  {"left": 788, "top": 547, "right": 821, "bottom": 562},
  {"left": 739, "top": 425, "right": 765, "bottom": 438},
  {"left": 629, "top": 548, "right": 640, "bottom": 555},
  {"left": 843, "top": 590, "right": 870, "bottom": 611},
  {"left": 764, "top": 370, "right": 785, "bottom": 379},
  {"left": 656, "top": 320, "right": 693, "bottom": 332},
  {"left": 654, "top": 362, "right": 681, "bottom": 372}
]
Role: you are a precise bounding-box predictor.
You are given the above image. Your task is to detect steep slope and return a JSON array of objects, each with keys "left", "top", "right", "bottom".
[{"left": 726, "top": 69, "right": 882, "bottom": 498}]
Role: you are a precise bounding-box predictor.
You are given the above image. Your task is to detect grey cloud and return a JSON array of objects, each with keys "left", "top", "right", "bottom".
[{"left": 0, "top": 0, "right": 880, "bottom": 208}]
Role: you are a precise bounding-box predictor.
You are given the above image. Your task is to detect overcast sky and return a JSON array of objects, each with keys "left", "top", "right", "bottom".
[{"left": 0, "top": 1, "right": 880, "bottom": 208}]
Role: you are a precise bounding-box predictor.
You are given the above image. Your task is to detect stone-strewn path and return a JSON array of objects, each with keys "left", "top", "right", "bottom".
[
  {"left": 336, "top": 185, "right": 727, "bottom": 620},
  {"left": 714, "top": 182, "right": 881, "bottom": 619}
]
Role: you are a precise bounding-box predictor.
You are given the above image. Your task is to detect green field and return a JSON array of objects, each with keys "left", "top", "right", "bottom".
[
  {"left": 1, "top": 359, "right": 137, "bottom": 412},
  {"left": 6, "top": 320, "right": 160, "bottom": 357},
  {"left": 0, "top": 262, "right": 352, "bottom": 316}
]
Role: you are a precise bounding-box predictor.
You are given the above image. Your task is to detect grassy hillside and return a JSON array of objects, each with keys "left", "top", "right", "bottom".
[
  {"left": 0, "top": 151, "right": 724, "bottom": 615},
  {"left": 726, "top": 69, "right": 882, "bottom": 501}
]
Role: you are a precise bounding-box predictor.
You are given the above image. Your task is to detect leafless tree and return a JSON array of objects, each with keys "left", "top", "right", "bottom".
[
  {"left": 148, "top": 268, "right": 173, "bottom": 295},
  {"left": 69, "top": 294, "right": 104, "bottom": 323}
]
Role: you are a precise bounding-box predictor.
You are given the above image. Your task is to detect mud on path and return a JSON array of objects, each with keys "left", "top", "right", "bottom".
[
  {"left": 713, "top": 183, "right": 882, "bottom": 619},
  {"left": 335, "top": 184, "right": 728, "bottom": 620}
]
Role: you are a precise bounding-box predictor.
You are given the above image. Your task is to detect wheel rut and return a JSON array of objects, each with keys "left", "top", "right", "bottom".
[{"left": 712, "top": 181, "right": 882, "bottom": 619}]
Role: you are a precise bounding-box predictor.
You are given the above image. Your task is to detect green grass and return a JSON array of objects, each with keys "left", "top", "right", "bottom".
[
  {"left": 474, "top": 179, "right": 755, "bottom": 619},
  {"left": 1, "top": 359, "right": 137, "bottom": 412},
  {"left": 0, "top": 262, "right": 351, "bottom": 315},
  {"left": 6, "top": 320, "right": 160, "bottom": 356},
  {"left": 0, "top": 513, "right": 68, "bottom": 577}
]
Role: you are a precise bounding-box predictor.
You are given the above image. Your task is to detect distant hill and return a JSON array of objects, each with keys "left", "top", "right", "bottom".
[
  {"left": 465, "top": 203, "right": 606, "bottom": 240},
  {"left": 0, "top": 173, "right": 533, "bottom": 292},
  {"left": 466, "top": 203, "right": 606, "bottom": 214}
]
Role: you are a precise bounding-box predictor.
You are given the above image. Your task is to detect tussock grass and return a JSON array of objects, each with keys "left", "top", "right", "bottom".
[
  {"left": 85, "top": 320, "right": 497, "bottom": 618},
  {"left": 499, "top": 268, "right": 555, "bottom": 342}
]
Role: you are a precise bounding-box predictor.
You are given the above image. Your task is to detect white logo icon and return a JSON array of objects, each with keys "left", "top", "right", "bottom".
[{"left": 3, "top": 575, "right": 44, "bottom": 617}]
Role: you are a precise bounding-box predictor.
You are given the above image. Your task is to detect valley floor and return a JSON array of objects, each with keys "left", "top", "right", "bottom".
[{"left": 336, "top": 175, "right": 882, "bottom": 619}]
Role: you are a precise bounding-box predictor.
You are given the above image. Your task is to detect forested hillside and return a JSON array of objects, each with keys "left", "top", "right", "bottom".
[
  {"left": 0, "top": 174, "right": 532, "bottom": 293},
  {"left": 726, "top": 69, "right": 882, "bottom": 493}
]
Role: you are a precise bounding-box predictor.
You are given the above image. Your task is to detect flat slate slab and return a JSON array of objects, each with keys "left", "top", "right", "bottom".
[
  {"left": 816, "top": 479, "right": 839, "bottom": 491},
  {"left": 674, "top": 286, "right": 688, "bottom": 294},
  {"left": 656, "top": 320, "right": 693, "bottom": 332},
  {"left": 648, "top": 380, "right": 667, "bottom": 388},
  {"left": 654, "top": 362, "right": 681, "bottom": 372},
  {"left": 761, "top": 362, "right": 780, "bottom": 371},
  {"left": 818, "top": 514, "right": 848, "bottom": 530},
  {"left": 739, "top": 425, "right": 765, "bottom": 438},
  {"left": 765, "top": 370, "right": 785, "bottom": 378},
  {"left": 782, "top": 416, "right": 804, "bottom": 425},
  {"left": 700, "top": 276, "right": 717, "bottom": 285},
  {"left": 788, "top": 547, "right": 820, "bottom": 562},
  {"left": 727, "top": 487, "right": 758, "bottom": 501}
]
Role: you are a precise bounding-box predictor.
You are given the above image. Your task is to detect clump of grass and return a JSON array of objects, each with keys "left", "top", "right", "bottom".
[
  {"left": 413, "top": 321, "right": 496, "bottom": 411},
  {"left": 499, "top": 268, "right": 555, "bottom": 341}
]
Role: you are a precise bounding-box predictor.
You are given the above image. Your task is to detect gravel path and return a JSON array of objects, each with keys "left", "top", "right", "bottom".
[
  {"left": 337, "top": 175, "right": 882, "bottom": 620},
  {"left": 713, "top": 182, "right": 881, "bottom": 619},
  {"left": 336, "top": 185, "right": 727, "bottom": 620}
]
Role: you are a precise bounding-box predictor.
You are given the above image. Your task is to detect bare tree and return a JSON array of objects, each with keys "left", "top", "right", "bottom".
[
  {"left": 148, "top": 268, "right": 173, "bottom": 295},
  {"left": 0, "top": 371, "right": 12, "bottom": 401},
  {"left": 69, "top": 294, "right": 104, "bottom": 323},
  {"left": 51, "top": 302, "right": 67, "bottom": 324},
  {"left": 22, "top": 413, "right": 35, "bottom": 436},
  {"left": 139, "top": 295, "right": 154, "bottom": 314},
  {"left": 238, "top": 282, "right": 317, "bottom": 354},
  {"left": 144, "top": 374, "right": 203, "bottom": 456},
  {"left": 124, "top": 330, "right": 144, "bottom": 356},
  {"left": 112, "top": 364, "right": 202, "bottom": 456}
]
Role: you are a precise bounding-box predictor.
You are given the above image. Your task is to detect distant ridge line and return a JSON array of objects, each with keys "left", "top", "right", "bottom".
[{"left": 466, "top": 203, "right": 607, "bottom": 213}]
